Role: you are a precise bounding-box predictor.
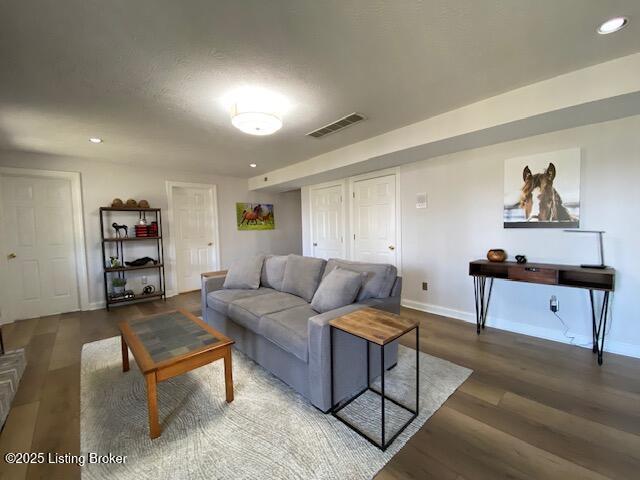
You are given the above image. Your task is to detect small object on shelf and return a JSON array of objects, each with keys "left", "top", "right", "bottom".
[
  {"left": 111, "top": 198, "right": 124, "bottom": 208},
  {"left": 142, "top": 285, "right": 156, "bottom": 295},
  {"left": 112, "top": 277, "right": 127, "bottom": 295},
  {"left": 515, "top": 255, "right": 527, "bottom": 264},
  {"left": 125, "top": 257, "right": 158, "bottom": 267},
  {"left": 109, "top": 256, "right": 121, "bottom": 268},
  {"left": 135, "top": 224, "right": 149, "bottom": 237},
  {"left": 112, "top": 223, "right": 129, "bottom": 238},
  {"left": 138, "top": 200, "right": 150, "bottom": 208},
  {"left": 123, "top": 289, "right": 135, "bottom": 299},
  {"left": 126, "top": 199, "right": 138, "bottom": 208},
  {"left": 487, "top": 249, "right": 507, "bottom": 262},
  {"left": 138, "top": 211, "right": 148, "bottom": 226},
  {"left": 149, "top": 221, "right": 159, "bottom": 236}
]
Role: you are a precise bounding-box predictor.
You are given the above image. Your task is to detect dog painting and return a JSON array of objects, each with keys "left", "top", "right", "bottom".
[
  {"left": 236, "top": 203, "right": 275, "bottom": 230},
  {"left": 503, "top": 148, "right": 580, "bottom": 228}
]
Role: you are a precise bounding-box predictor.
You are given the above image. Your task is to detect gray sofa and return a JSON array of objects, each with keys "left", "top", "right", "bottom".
[{"left": 201, "top": 254, "right": 402, "bottom": 412}]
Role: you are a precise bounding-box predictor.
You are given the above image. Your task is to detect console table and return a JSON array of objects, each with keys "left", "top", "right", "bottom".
[{"left": 469, "top": 260, "right": 615, "bottom": 365}]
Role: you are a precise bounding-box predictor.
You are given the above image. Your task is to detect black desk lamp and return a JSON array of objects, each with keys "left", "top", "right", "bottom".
[{"left": 564, "top": 230, "right": 607, "bottom": 269}]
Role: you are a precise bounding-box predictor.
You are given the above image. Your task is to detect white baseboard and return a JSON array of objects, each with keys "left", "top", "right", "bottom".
[{"left": 401, "top": 298, "right": 640, "bottom": 360}]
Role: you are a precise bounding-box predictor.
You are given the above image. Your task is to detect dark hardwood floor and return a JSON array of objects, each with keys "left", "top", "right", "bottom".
[{"left": 1, "top": 292, "right": 638, "bottom": 479}]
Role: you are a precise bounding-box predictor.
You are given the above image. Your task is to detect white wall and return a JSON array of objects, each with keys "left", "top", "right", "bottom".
[
  {"left": 301, "top": 115, "right": 640, "bottom": 358},
  {"left": 0, "top": 151, "right": 301, "bottom": 310}
]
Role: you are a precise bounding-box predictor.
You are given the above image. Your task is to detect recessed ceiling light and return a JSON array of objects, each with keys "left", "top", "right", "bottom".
[
  {"left": 597, "top": 17, "right": 628, "bottom": 34},
  {"left": 89, "top": 137, "right": 103, "bottom": 144},
  {"left": 249, "top": 163, "right": 257, "bottom": 168}
]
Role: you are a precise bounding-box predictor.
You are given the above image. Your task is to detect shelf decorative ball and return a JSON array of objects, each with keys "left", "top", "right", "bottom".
[
  {"left": 487, "top": 249, "right": 507, "bottom": 262},
  {"left": 138, "top": 199, "right": 150, "bottom": 208},
  {"left": 125, "top": 198, "right": 138, "bottom": 208},
  {"left": 111, "top": 198, "right": 124, "bottom": 208}
]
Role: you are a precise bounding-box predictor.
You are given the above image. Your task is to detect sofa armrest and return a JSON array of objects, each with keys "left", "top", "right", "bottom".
[
  {"left": 201, "top": 274, "right": 226, "bottom": 323},
  {"left": 307, "top": 303, "right": 366, "bottom": 412}
]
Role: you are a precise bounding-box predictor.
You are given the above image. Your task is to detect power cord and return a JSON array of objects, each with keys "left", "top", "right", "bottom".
[{"left": 551, "top": 295, "right": 613, "bottom": 349}]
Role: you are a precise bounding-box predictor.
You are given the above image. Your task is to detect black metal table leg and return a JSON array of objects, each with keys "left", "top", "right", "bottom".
[
  {"left": 473, "top": 275, "right": 494, "bottom": 334},
  {"left": 380, "top": 343, "right": 385, "bottom": 449},
  {"left": 330, "top": 326, "right": 420, "bottom": 451},
  {"left": 589, "top": 289, "right": 610, "bottom": 365}
]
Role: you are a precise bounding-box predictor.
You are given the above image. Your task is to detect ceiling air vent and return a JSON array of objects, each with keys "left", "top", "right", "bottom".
[{"left": 306, "top": 112, "right": 366, "bottom": 138}]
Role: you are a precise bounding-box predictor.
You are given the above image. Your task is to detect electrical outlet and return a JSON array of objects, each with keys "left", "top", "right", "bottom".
[
  {"left": 422, "top": 282, "right": 428, "bottom": 291},
  {"left": 550, "top": 295, "right": 559, "bottom": 313},
  {"left": 141, "top": 276, "right": 148, "bottom": 285}
]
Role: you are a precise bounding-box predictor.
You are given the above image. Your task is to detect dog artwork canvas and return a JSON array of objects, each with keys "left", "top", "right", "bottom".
[{"left": 503, "top": 148, "right": 580, "bottom": 228}]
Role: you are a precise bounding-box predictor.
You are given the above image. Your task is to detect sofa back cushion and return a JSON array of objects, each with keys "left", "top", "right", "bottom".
[
  {"left": 281, "top": 254, "right": 326, "bottom": 302},
  {"left": 311, "top": 268, "right": 363, "bottom": 313},
  {"left": 223, "top": 254, "right": 265, "bottom": 290},
  {"left": 323, "top": 258, "right": 397, "bottom": 301},
  {"left": 261, "top": 255, "right": 288, "bottom": 291}
]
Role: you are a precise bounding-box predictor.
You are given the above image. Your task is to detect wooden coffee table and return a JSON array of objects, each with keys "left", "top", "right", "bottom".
[{"left": 118, "top": 308, "right": 234, "bottom": 439}]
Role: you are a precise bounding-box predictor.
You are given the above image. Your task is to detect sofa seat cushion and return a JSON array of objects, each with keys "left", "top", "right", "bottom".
[
  {"left": 323, "top": 258, "right": 397, "bottom": 301},
  {"left": 260, "top": 305, "right": 318, "bottom": 363},
  {"left": 281, "top": 254, "right": 327, "bottom": 302},
  {"left": 228, "top": 292, "right": 308, "bottom": 333},
  {"left": 207, "top": 288, "right": 274, "bottom": 315}
]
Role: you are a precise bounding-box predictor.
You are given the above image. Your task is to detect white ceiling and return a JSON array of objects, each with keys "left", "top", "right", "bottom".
[{"left": 1, "top": 0, "right": 639, "bottom": 178}]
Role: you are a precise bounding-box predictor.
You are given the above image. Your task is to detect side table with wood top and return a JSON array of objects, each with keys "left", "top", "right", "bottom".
[{"left": 329, "top": 307, "right": 420, "bottom": 451}]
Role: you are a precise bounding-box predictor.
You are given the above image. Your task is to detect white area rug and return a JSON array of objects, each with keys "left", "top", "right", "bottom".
[{"left": 81, "top": 337, "right": 471, "bottom": 479}]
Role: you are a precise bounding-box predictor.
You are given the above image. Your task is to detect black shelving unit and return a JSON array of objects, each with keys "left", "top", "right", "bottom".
[{"left": 99, "top": 207, "right": 166, "bottom": 310}]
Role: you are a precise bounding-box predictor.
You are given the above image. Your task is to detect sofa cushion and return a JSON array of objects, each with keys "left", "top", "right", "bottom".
[
  {"left": 261, "top": 255, "right": 288, "bottom": 291},
  {"left": 323, "top": 258, "right": 397, "bottom": 301},
  {"left": 228, "top": 291, "right": 308, "bottom": 333},
  {"left": 260, "top": 304, "right": 318, "bottom": 362},
  {"left": 223, "top": 254, "right": 265, "bottom": 290},
  {"left": 311, "top": 268, "right": 363, "bottom": 313},
  {"left": 281, "top": 254, "right": 327, "bottom": 302},
  {"left": 207, "top": 288, "right": 274, "bottom": 315}
]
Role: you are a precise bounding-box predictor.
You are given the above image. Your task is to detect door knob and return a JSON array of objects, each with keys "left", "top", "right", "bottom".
[
  {"left": 388, "top": 245, "right": 395, "bottom": 251},
  {"left": 7, "top": 253, "right": 16, "bottom": 259},
  {"left": 208, "top": 242, "right": 213, "bottom": 246},
  {"left": 313, "top": 242, "right": 318, "bottom": 247}
]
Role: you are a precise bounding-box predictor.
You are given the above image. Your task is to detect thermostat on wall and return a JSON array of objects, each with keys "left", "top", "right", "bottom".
[{"left": 416, "top": 192, "right": 427, "bottom": 209}]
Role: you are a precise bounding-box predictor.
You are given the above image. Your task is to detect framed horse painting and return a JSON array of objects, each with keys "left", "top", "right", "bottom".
[
  {"left": 503, "top": 148, "right": 580, "bottom": 228},
  {"left": 236, "top": 202, "right": 275, "bottom": 230}
]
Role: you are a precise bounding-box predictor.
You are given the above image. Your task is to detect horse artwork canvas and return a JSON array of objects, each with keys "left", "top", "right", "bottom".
[
  {"left": 236, "top": 202, "right": 275, "bottom": 230},
  {"left": 503, "top": 148, "right": 580, "bottom": 228}
]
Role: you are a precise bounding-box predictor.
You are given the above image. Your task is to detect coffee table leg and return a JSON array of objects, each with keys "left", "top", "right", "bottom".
[
  {"left": 145, "top": 372, "right": 161, "bottom": 439},
  {"left": 121, "top": 334, "right": 129, "bottom": 372},
  {"left": 224, "top": 348, "right": 234, "bottom": 403}
]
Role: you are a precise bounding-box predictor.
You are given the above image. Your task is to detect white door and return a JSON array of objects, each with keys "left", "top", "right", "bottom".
[
  {"left": 311, "top": 185, "right": 344, "bottom": 260},
  {"left": 1, "top": 174, "right": 80, "bottom": 320},
  {"left": 173, "top": 186, "right": 218, "bottom": 292},
  {"left": 352, "top": 174, "right": 397, "bottom": 265}
]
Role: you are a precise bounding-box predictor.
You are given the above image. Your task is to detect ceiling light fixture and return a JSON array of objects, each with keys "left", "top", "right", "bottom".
[
  {"left": 222, "top": 87, "right": 289, "bottom": 136},
  {"left": 597, "top": 16, "right": 628, "bottom": 34},
  {"left": 89, "top": 137, "right": 103, "bottom": 144},
  {"left": 249, "top": 163, "right": 257, "bottom": 168}
]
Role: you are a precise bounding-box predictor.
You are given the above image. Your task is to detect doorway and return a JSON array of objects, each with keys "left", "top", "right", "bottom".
[
  {"left": 350, "top": 173, "right": 399, "bottom": 266},
  {"left": 0, "top": 168, "right": 89, "bottom": 322},
  {"left": 166, "top": 182, "right": 220, "bottom": 293},
  {"left": 310, "top": 183, "right": 345, "bottom": 260}
]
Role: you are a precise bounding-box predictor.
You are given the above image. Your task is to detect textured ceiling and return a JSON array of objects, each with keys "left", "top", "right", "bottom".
[{"left": 1, "top": 0, "right": 639, "bottom": 177}]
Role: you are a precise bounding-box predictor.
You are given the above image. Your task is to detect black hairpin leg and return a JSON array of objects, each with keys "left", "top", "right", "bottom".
[
  {"left": 473, "top": 276, "right": 494, "bottom": 334},
  {"left": 589, "top": 289, "right": 610, "bottom": 365}
]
